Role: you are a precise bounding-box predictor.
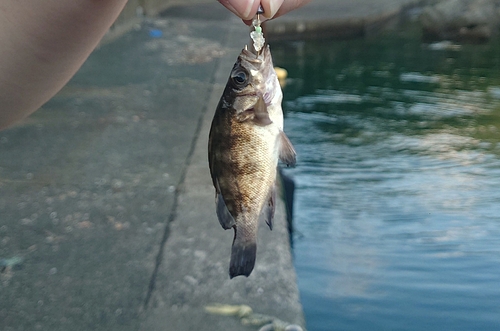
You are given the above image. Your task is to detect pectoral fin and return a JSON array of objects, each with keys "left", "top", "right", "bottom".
[
  {"left": 235, "top": 96, "right": 272, "bottom": 126},
  {"left": 215, "top": 179, "right": 236, "bottom": 230},
  {"left": 279, "top": 131, "right": 297, "bottom": 167},
  {"left": 253, "top": 96, "right": 272, "bottom": 126},
  {"left": 236, "top": 109, "right": 254, "bottom": 122}
]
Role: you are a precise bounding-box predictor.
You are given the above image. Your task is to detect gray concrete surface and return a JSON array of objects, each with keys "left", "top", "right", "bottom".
[
  {"left": 0, "top": 4, "right": 301, "bottom": 331},
  {"left": 0, "top": 1, "right": 427, "bottom": 331},
  {"left": 107, "top": 1, "right": 223, "bottom": 44}
]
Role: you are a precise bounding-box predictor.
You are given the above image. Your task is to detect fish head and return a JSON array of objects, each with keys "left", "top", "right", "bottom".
[{"left": 227, "top": 45, "right": 282, "bottom": 121}]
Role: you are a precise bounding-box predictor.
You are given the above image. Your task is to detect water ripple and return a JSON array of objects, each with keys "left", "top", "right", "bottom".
[{"left": 276, "top": 32, "right": 500, "bottom": 331}]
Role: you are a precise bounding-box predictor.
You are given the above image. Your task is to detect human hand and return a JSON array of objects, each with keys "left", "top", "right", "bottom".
[{"left": 219, "top": 0, "right": 312, "bottom": 21}]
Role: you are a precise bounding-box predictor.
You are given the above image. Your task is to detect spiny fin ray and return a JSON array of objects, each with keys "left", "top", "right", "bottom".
[
  {"left": 261, "top": 186, "right": 276, "bottom": 230},
  {"left": 279, "top": 130, "right": 297, "bottom": 167}
]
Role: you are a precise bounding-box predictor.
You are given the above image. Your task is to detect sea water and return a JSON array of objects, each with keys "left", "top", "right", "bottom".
[{"left": 274, "top": 28, "right": 500, "bottom": 331}]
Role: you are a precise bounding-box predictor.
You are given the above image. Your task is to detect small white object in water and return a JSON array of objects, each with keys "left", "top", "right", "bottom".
[{"left": 428, "top": 41, "right": 461, "bottom": 51}]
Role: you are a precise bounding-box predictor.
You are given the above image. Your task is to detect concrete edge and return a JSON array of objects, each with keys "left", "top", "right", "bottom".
[{"left": 266, "top": 3, "right": 421, "bottom": 41}]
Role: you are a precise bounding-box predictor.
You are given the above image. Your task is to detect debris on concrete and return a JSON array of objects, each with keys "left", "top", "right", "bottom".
[{"left": 205, "top": 303, "right": 305, "bottom": 331}]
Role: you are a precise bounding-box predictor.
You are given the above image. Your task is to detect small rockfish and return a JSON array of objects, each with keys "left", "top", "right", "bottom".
[{"left": 208, "top": 45, "right": 296, "bottom": 278}]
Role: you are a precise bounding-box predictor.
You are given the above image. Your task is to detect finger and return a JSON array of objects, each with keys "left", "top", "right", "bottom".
[
  {"left": 260, "top": 0, "right": 285, "bottom": 19},
  {"left": 218, "top": 0, "right": 260, "bottom": 20},
  {"left": 273, "top": 0, "right": 312, "bottom": 19},
  {"left": 218, "top": 0, "right": 240, "bottom": 18}
]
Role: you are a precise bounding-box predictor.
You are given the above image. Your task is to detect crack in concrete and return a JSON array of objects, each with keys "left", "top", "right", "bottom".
[{"left": 142, "top": 29, "right": 229, "bottom": 310}]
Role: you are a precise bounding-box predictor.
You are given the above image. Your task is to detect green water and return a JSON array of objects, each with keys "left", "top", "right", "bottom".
[{"left": 273, "top": 28, "right": 500, "bottom": 331}]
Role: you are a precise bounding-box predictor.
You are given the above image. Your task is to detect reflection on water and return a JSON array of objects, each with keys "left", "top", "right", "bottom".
[{"left": 273, "top": 27, "right": 500, "bottom": 331}]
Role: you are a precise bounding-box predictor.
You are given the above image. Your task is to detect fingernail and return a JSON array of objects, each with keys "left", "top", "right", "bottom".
[
  {"left": 238, "top": 0, "right": 257, "bottom": 19},
  {"left": 222, "top": 0, "right": 256, "bottom": 20},
  {"left": 267, "top": 0, "right": 283, "bottom": 18}
]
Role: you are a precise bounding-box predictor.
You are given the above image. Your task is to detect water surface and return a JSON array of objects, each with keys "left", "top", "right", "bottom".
[{"left": 273, "top": 29, "right": 500, "bottom": 331}]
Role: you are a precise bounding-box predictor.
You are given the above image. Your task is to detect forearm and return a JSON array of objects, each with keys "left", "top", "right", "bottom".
[{"left": 0, "top": 0, "right": 128, "bottom": 129}]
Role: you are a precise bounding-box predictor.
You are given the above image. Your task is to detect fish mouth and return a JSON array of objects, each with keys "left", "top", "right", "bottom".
[
  {"left": 238, "top": 44, "right": 276, "bottom": 104},
  {"left": 240, "top": 44, "right": 271, "bottom": 67},
  {"left": 238, "top": 44, "right": 273, "bottom": 80}
]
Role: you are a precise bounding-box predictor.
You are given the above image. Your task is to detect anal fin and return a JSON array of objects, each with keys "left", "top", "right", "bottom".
[
  {"left": 262, "top": 186, "right": 276, "bottom": 230},
  {"left": 215, "top": 179, "right": 236, "bottom": 230}
]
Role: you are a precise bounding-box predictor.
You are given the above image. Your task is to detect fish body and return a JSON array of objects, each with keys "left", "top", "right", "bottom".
[{"left": 208, "top": 45, "right": 296, "bottom": 278}]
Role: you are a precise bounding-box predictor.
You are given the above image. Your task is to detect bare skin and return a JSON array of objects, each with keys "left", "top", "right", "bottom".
[
  {"left": 220, "top": 0, "right": 313, "bottom": 21},
  {"left": 0, "top": 0, "right": 311, "bottom": 130},
  {"left": 0, "top": 0, "right": 128, "bottom": 130}
]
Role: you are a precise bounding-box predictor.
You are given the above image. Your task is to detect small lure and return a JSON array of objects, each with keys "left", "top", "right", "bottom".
[{"left": 250, "top": 5, "right": 265, "bottom": 53}]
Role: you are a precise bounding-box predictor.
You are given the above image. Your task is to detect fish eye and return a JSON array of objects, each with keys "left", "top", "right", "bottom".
[{"left": 231, "top": 70, "right": 248, "bottom": 87}]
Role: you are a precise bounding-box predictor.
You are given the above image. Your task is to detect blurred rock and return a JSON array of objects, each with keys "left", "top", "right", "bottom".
[{"left": 421, "top": 0, "right": 500, "bottom": 42}]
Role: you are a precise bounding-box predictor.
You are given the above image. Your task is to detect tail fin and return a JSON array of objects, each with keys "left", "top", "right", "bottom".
[{"left": 229, "top": 227, "right": 257, "bottom": 278}]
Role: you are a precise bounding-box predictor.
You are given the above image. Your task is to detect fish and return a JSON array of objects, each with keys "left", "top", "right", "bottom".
[{"left": 208, "top": 44, "right": 296, "bottom": 278}]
